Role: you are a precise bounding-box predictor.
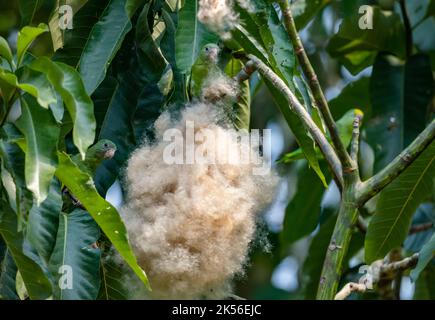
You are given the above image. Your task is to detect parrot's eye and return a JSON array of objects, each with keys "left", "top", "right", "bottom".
[
  {"left": 205, "top": 47, "right": 209, "bottom": 52},
  {"left": 104, "top": 143, "right": 108, "bottom": 148}
]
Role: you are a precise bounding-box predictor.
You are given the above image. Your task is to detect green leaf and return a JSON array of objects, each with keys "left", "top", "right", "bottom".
[
  {"left": 367, "top": 54, "right": 434, "bottom": 173},
  {"left": 55, "top": 152, "right": 149, "bottom": 289},
  {"left": 0, "top": 200, "right": 52, "bottom": 299},
  {"left": 175, "top": 0, "right": 218, "bottom": 74},
  {"left": 411, "top": 233, "right": 435, "bottom": 282},
  {"left": 15, "top": 95, "right": 59, "bottom": 204},
  {"left": 413, "top": 264, "right": 435, "bottom": 299},
  {"left": 0, "top": 67, "right": 57, "bottom": 109},
  {"left": 0, "top": 137, "right": 33, "bottom": 228},
  {"left": 27, "top": 179, "right": 62, "bottom": 264},
  {"left": 77, "top": 0, "right": 132, "bottom": 94},
  {"left": 291, "top": 0, "right": 331, "bottom": 30},
  {"left": 16, "top": 271, "right": 28, "bottom": 300},
  {"left": 28, "top": 57, "right": 96, "bottom": 158},
  {"left": 281, "top": 161, "right": 328, "bottom": 245},
  {"left": 237, "top": 0, "right": 296, "bottom": 87},
  {"left": 233, "top": 0, "right": 327, "bottom": 185},
  {"left": 125, "top": 0, "right": 145, "bottom": 18},
  {"left": 16, "top": 23, "right": 48, "bottom": 67},
  {"left": 302, "top": 214, "right": 335, "bottom": 299},
  {"left": 404, "top": 203, "right": 434, "bottom": 253},
  {"left": 329, "top": 77, "right": 371, "bottom": 119},
  {"left": 94, "top": 10, "right": 167, "bottom": 194},
  {"left": 327, "top": 6, "right": 405, "bottom": 74},
  {"left": 0, "top": 243, "right": 19, "bottom": 300},
  {"left": 48, "top": 0, "right": 88, "bottom": 51},
  {"left": 48, "top": 208, "right": 100, "bottom": 300},
  {"left": 98, "top": 253, "right": 130, "bottom": 300},
  {"left": 279, "top": 109, "right": 363, "bottom": 163},
  {"left": 225, "top": 58, "right": 250, "bottom": 130},
  {"left": 135, "top": 3, "right": 166, "bottom": 82},
  {"left": 365, "top": 141, "right": 435, "bottom": 263},
  {"left": 0, "top": 36, "right": 13, "bottom": 67},
  {"left": 19, "top": 0, "right": 49, "bottom": 26}
]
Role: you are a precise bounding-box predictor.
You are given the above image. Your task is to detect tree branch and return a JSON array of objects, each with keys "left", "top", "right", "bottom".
[
  {"left": 334, "top": 253, "right": 419, "bottom": 300},
  {"left": 233, "top": 60, "right": 256, "bottom": 83},
  {"left": 246, "top": 54, "right": 343, "bottom": 187},
  {"left": 277, "top": 0, "right": 353, "bottom": 170},
  {"left": 350, "top": 116, "right": 361, "bottom": 161},
  {"left": 381, "top": 253, "right": 419, "bottom": 274},
  {"left": 356, "top": 119, "right": 435, "bottom": 206},
  {"left": 409, "top": 222, "right": 433, "bottom": 234},
  {"left": 334, "top": 282, "right": 367, "bottom": 300}
]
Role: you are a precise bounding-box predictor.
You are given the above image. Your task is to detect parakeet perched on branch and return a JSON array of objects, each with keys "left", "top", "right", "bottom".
[
  {"left": 71, "top": 139, "right": 117, "bottom": 177},
  {"left": 62, "top": 139, "right": 117, "bottom": 212},
  {"left": 189, "top": 43, "right": 221, "bottom": 99}
]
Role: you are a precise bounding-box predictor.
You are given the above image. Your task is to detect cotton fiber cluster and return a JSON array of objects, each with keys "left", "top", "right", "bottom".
[
  {"left": 198, "top": 0, "right": 253, "bottom": 39},
  {"left": 121, "top": 102, "right": 277, "bottom": 299}
]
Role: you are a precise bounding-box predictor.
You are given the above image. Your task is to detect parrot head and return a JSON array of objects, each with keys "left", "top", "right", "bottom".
[
  {"left": 200, "top": 43, "right": 220, "bottom": 64},
  {"left": 92, "top": 139, "right": 117, "bottom": 160}
]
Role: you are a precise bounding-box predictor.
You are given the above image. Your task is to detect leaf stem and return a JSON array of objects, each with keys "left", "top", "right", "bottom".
[
  {"left": 316, "top": 170, "right": 360, "bottom": 299},
  {"left": 356, "top": 119, "right": 435, "bottom": 206},
  {"left": 277, "top": 0, "right": 353, "bottom": 170}
]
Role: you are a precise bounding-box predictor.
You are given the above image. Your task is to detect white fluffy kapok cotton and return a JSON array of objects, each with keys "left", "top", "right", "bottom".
[
  {"left": 121, "top": 103, "right": 277, "bottom": 299},
  {"left": 198, "top": 0, "right": 253, "bottom": 39},
  {"left": 201, "top": 73, "right": 239, "bottom": 105}
]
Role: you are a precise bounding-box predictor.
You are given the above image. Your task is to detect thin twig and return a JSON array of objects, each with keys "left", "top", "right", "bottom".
[
  {"left": 277, "top": 0, "right": 353, "bottom": 170},
  {"left": 233, "top": 60, "right": 256, "bottom": 83},
  {"left": 246, "top": 54, "right": 343, "bottom": 187},
  {"left": 380, "top": 253, "right": 419, "bottom": 274},
  {"left": 356, "top": 120, "right": 435, "bottom": 206},
  {"left": 350, "top": 116, "right": 361, "bottom": 161},
  {"left": 409, "top": 222, "right": 433, "bottom": 234},
  {"left": 334, "top": 282, "right": 367, "bottom": 300},
  {"left": 335, "top": 253, "right": 419, "bottom": 300}
]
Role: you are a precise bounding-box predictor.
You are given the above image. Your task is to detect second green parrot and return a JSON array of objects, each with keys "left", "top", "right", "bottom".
[
  {"left": 189, "top": 43, "right": 221, "bottom": 99},
  {"left": 62, "top": 139, "right": 117, "bottom": 212}
]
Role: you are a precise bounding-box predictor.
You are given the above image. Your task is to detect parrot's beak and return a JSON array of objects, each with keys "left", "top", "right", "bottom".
[
  {"left": 208, "top": 47, "right": 219, "bottom": 62},
  {"left": 104, "top": 148, "right": 116, "bottom": 160}
]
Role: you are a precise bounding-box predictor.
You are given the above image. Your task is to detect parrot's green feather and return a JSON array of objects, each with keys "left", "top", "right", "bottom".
[
  {"left": 71, "top": 139, "right": 117, "bottom": 177},
  {"left": 189, "top": 43, "right": 221, "bottom": 99},
  {"left": 63, "top": 139, "right": 117, "bottom": 212}
]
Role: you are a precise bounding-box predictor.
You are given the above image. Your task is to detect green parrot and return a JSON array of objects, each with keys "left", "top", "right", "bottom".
[
  {"left": 62, "top": 139, "right": 117, "bottom": 212},
  {"left": 278, "top": 109, "right": 364, "bottom": 163},
  {"left": 71, "top": 139, "right": 117, "bottom": 177},
  {"left": 189, "top": 43, "right": 221, "bottom": 99}
]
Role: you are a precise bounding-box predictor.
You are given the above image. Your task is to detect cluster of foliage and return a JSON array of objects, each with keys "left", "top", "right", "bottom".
[{"left": 0, "top": 0, "right": 434, "bottom": 300}]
